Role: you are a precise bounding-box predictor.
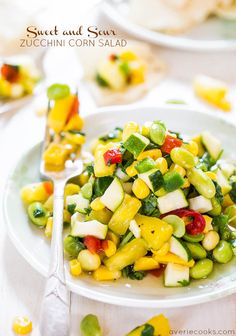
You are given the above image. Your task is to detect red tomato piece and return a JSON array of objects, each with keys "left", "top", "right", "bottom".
[
  {"left": 1, "top": 63, "right": 19, "bottom": 82},
  {"left": 84, "top": 236, "right": 102, "bottom": 253},
  {"left": 103, "top": 148, "right": 122, "bottom": 166},
  {"left": 149, "top": 264, "right": 166, "bottom": 278},
  {"left": 160, "top": 135, "right": 182, "bottom": 154}
]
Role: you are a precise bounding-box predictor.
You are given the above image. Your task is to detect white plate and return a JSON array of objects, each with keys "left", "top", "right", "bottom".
[
  {"left": 103, "top": 1, "right": 236, "bottom": 51},
  {"left": 3, "top": 105, "right": 236, "bottom": 307}
]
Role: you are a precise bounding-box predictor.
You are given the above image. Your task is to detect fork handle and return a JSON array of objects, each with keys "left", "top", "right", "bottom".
[{"left": 39, "top": 181, "right": 70, "bottom": 336}]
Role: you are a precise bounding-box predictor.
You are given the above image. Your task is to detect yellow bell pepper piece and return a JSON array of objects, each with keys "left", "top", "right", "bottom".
[
  {"left": 21, "top": 182, "right": 49, "bottom": 204},
  {"left": 90, "top": 197, "right": 105, "bottom": 211},
  {"left": 64, "top": 132, "right": 85, "bottom": 145},
  {"left": 12, "top": 316, "right": 32, "bottom": 335},
  {"left": 205, "top": 171, "right": 217, "bottom": 181},
  {"left": 47, "top": 94, "right": 75, "bottom": 133},
  {"left": 153, "top": 253, "right": 195, "bottom": 267},
  {"left": 222, "top": 194, "right": 234, "bottom": 208},
  {"left": 93, "top": 265, "right": 121, "bottom": 281},
  {"left": 203, "top": 215, "right": 213, "bottom": 233},
  {"left": 152, "top": 242, "right": 169, "bottom": 256},
  {"left": 94, "top": 144, "right": 116, "bottom": 177},
  {"left": 64, "top": 113, "right": 84, "bottom": 131},
  {"left": 135, "top": 214, "right": 173, "bottom": 250},
  {"left": 134, "top": 256, "right": 159, "bottom": 271},
  {"left": 193, "top": 74, "right": 231, "bottom": 112},
  {"left": 103, "top": 240, "right": 117, "bottom": 257},
  {"left": 43, "top": 143, "right": 70, "bottom": 167},
  {"left": 119, "top": 51, "right": 138, "bottom": 62},
  {"left": 126, "top": 314, "right": 170, "bottom": 336},
  {"left": 108, "top": 194, "right": 141, "bottom": 235}
]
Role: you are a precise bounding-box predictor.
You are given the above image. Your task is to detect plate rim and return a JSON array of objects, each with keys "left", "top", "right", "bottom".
[
  {"left": 102, "top": 1, "right": 236, "bottom": 52},
  {"left": 3, "top": 104, "right": 236, "bottom": 308}
]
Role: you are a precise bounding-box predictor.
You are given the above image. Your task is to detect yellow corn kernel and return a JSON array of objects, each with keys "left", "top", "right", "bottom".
[
  {"left": 155, "top": 157, "right": 168, "bottom": 175},
  {"left": 182, "top": 178, "right": 190, "bottom": 189},
  {"left": 122, "top": 121, "right": 140, "bottom": 141},
  {"left": 93, "top": 265, "right": 121, "bottom": 281},
  {"left": 134, "top": 257, "right": 159, "bottom": 271},
  {"left": 126, "top": 161, "right": 138, "bottom": 177},
  {"left": 78, "top": 172, "right": 89, "bottom": 186},
  {"left": 192, "top": 135, "right": 205, "bottom": 157},
  {"left": 205, "top": 172, "right": 217, "bottom": 181},
  {"left": 132, "top": 178, "right": 150, "bottom": 199},
  {"left": 141, "top": 121, "right": 152, "bottom": 137},
  {"left": 170, "top": 163, "right": 186, "bottom": 177},
  {"left": 152, "top": 242, "right": 169, "bottom": 256},
  {"left": 222, "top": 194, "right": 234, "bottom": 208},
  {"left": 119, "top": 50, "right": 138, "bottom": 61},
  {"left": 183, "top": 141, "right": 199, "bottom": 156},
  {"left": 137, "top": 149, "right": 162, "bottom": 161},
  {"left": 155, "top": 187, "right": 167, "bottom": 197},
  {"left": 106, "top": 231, "right": 120, "bottom": 246},
  {"left": 63, "top": 209, "right": 71, "bottom": 224},
  {"left": 203, "top": 215, "right": 213, "bottom": 233},
  {"left": 12, "top": 316, "right": 32, "bottom": 335},
  {"left": 69, "top": 259, "right": 82, "bottom": 276},
  {"left": 90, "top": 197, "right": 105, "bottom": 211},
  {"left": 44, "top": 194, "right": 53, "bottom": 211},
  {"left": 45, "top": 217, "right": 53, "bottom": 238},
  {"left": 104, "top": 240, "right": 117, "bottom": 257},
  {"left": 64, "top": 183, "right": 80, "bottom": 199}
]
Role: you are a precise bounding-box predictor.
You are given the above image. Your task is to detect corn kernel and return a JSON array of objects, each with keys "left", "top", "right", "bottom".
[
  {"left": 183, "top": 141, "right": 199, "bottom": 156},
  {"left": 45, "top": 217, "right": 53, "bottom": 238},
  {"left": 122, "top": 122, "right": 140, "bottom": 141},
  {"left": 222, "top": 194, "right": 234, "bottom": 208},
  {"left": 90, "top": 197, "right": 105, "bottom": 211},
  {"left": 155, "top": 157, "right": 168, "bottom": 175},
  {"left": 203, "top": 215, "right": 213, "bottom": 233},
  {"left": 134, "top": 257, "right": 159, "bottom": 271},
  {"left": 64, "top": 183, "right": 80, "bottom": 199},
  {"left": 103, "top": 240, "right": 117, "bottom": 257},
  {"left": 93, "top": 266, "right": 121, "bottom": 281},
  {"left": 152, "top": 242, "right": 169, "bottom": 256},
  {"left": 182, "top": 178, "right": 190, "bottom": 189},
  {"left": 155, "top": 187, "right": 167, "bottom": 197},
  {"left": 132, "top": 178, "right": 150, "bottom": 199},
  {"left": 12, "top": 316, "right": 32, "bottom": 335},
  {"left": 191, "top": 135, "right": 204, "bottom": 156},
  {"left": 137, "top": 149, "right": 162, "bottom": 160},
  {"left": 119, "top": 50, "right": 137, "bottom": 61},
  {"left": 170, "top": 163, "right": 186, "bottom": 177},
  {"left": 78, "top": 172, "right": 89, "bottom": 186},
  {"left": 69, "top": 259, "right": 82, "bottom": 276},
  {"left": 205, "top": 171, "right": 217, "bottom": 181},
  {"left": 126, "top": 161, "right": 138, "bottom": 177},
  {"left": 106, "top": 231, "right": 120, "bottom": 246}
]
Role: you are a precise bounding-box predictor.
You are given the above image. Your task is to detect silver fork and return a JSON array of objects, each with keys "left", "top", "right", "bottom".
[{"left": 39, "top": 113, "right": 83, "bottom": 336}]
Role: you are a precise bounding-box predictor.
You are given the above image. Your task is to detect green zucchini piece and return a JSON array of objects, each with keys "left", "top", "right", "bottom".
[
  {"left": 123, "top": 133, "right": 150, "bottom": 158},
  {"left": 135, "top": 157, "right": 156, "bottom": 173},
  {"left": 163, "top": 171, "right": 184, "bottom": 192}
]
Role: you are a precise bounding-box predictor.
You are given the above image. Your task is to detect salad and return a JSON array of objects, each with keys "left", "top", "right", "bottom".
[
  {"left": 0, "top": 60, "right": 40, "bottom": 99},
  {"left": 21, "top": 118, "right": 236, "bottom": 288}
]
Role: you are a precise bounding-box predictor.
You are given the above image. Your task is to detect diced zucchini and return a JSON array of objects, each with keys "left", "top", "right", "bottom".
[
  {"left": 123, "top": 133, "right": 150, "bottom": 158},
  {"left": 216, "top": 168, "right": 232, "bottom": 195},
  {"left": 115, "top": 167, "right": 130, "bottom": 182},
  {"left": 201, "top": 131, "right": 222, "bottom": 160},
  {"left": 100, "top": 177, "right": 124, "bottom": 212},
  {"left": 169, "top": 236, "right": 192, "bottom": 262},
  {"left": 135, "top": 158, "right": 156, "bottom": 173},
  {"left": 71, "top": 218, "right": 108, "bottom": 239},
  {"left": 94, "top": 177, "right": 113, "bottom": 197},
  {"left": 66, "top": 194, "right": 89, "bottom": 214},
  {"left": 108, "top": 194, "right": 141, "bottom": 235},
  {"left": 219, "top": 162, "right": 235, "bottom": 179},
  {"left": 189, "top": 195, "right": 213, "bottom": 213},
  {"left": 164, "top": 263, "right": 189, "bottom": 287},
  {"left": 97, "top": 60, "right": 126, "bottom": 90},
  {"left": 163, "top": 171, "right": 184, "bottom": 192},
  {"left": 138, "top": 169, "right": 163, "bottom": 192},
  {"left": 157, "top": 189, "right": 188, "bottom": 214}
]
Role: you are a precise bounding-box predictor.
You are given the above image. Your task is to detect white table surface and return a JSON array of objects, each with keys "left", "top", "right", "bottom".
[{"left": 1, "top": 5, "right": 236, "bottom": 336}]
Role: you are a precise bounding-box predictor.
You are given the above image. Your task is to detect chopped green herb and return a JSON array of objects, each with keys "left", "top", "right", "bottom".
[
  {"left": 33, "top": 208, "right": 45, "bottom": 218},
  {"left": 178, "top": 279, "right": 190, "bottom": 287},
  {"left": 122, "top": 265, "right": 146, "bottom": 280},
  {"left": 85, "top": 164, "right": 94, "bottom": 176},
  {"left": 96, "top": 73, "right": 109, "bottom": 87},
  {"left": 229, "top": 182, "right": 236, "bottom": 203},
  {"left": 68, "top": 130, "right": 85, "bottom": 136},
  {"left": 141, "top": 324, "right": 155, "bottom": 336},
  {"left": 67, "top": 204, "right": 76, "bottom": 215},
  {"left": 214, "top": 182, "right": 224, "bottom": 205},
  {"left": 140, "top": 194, "right": 160, "bottom": 217}
]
